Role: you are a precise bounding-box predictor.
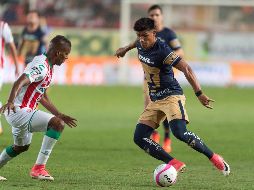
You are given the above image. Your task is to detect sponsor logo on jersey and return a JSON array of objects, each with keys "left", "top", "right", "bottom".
[{"left": 138, "top": 54, "right": 154, "bottom": 64}]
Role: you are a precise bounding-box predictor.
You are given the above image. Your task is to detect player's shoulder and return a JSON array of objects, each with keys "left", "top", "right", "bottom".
[
  {"left": 156, "top": 39, "right": 171, "bottom": 49},
  {"left": 163, "top": 27, "right": 176, "bottom": 34},
  {"left": 155, "top": 40, "right": 173, "bottom": 57},
  {"left": 1, "top": 21, "right": 11, "bottom": 31},
  {"left": 29, "top": 54, "right": 48, "bottom": 70},
  {"left": 1, "top": 21, "right": 8, "bottom": 27},
  {"left": 162, "top": 27, "right": 177, "bottom": 37}
]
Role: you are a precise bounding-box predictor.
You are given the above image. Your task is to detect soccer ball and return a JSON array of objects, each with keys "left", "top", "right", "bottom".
[{"left": 153, "top": 164, "right": 177, "bottom": 187}]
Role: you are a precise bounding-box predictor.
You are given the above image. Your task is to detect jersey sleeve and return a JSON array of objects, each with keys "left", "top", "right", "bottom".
[
  {"left": 2, "top": 23, "right": 14, "bottom": 44},
  {"left": 23, "top": 57, "right": 48, "bottom": 83},
  {"left": 162, "top": 46, "right": 181, "bottom": 66},
  {"left": 167, "top": 29, "right": 182, "bottom": 50},
  {"left": 167, "top": 29, "right": 177, "bottom": 41}
]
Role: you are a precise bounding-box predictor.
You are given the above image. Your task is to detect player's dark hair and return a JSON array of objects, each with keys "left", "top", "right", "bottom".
[
  {"left": 133, "top": 17, "right": 155, "bottom": 32},
  {"left": 27, "top": 10, "right": 40, "bottom": 16},
  {"left": 50, "top": 35, "right": 71, "bottom": 48},
  {"left": 148, "top": 4, "right": 162, "bottom": 13}
]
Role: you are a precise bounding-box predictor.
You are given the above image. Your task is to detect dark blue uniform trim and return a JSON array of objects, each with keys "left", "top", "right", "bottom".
[
  {"left": 178, "top": 100, "right": 185, "bottom": 120},
  {"left": 172, "top": 46, "right": 181, "bottom": 51},
  {"left": 171, "top": 57, "right": 182, "bottom": 67}
]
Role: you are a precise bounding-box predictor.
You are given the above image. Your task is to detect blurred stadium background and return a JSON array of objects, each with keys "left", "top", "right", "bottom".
[
  {"left": 1, "top": 1, "right": 254, "bottom": 189},
  {"left": 1, "top": 0, "right": 254, "bottom": 86}
]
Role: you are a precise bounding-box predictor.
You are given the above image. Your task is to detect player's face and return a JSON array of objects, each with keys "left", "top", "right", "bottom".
[
  {"left": 148, "top": 9, "right": 163, "bottom": 27},
  {"left": 136, "top": 30, "right": 156, "bottom": 49},
  {"left": 54, "top": 46, "right": 71, "bottom": 66},
  {"left": 26, "top": 12, "right": 39, "bottom": 26}
]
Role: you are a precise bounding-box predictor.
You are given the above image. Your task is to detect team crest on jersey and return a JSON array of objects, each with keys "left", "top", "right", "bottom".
[
  {"left": 164, "top": 52, "right": 179, "bottom": 64},
  {"left": 139, "top": 54, "right": 154, "bottom": 64}
]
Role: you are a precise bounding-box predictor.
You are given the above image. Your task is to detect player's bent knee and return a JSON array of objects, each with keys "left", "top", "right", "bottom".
[
  {"left": 134, "top": 123, "right": 154, "bottom": 147},
  {"left": 173, "top": 131, "right": 186, "bottom": 142},
  {"left": 169, "top": 119, "right": 188, "bottom": 142},
  {"left": 49, "top": 117, "right": 65, "bottom": 132},
  {"left": 13, "top": 144, "right": 30, "bottom": 153}
]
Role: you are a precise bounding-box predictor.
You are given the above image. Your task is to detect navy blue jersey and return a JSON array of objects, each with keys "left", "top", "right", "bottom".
[
  {"left": 21, "top": 27, "right": 46, "bottom": 64},
  {"left": 137, "top": 39, "right": 183, "bottom": 101},
  {"left": 156, "top": 27, "right": 181, "bottom": 51}
]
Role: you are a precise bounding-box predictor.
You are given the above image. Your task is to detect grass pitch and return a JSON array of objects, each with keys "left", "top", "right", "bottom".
[{"left": 0, "top": 85, "right": 253, "bottom": 190}]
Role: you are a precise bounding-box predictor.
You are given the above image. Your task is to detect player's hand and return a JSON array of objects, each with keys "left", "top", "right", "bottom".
[
  {"left": 197, "top": 94, "right": 215, "bottom": 109},
  {"left": 114, "top": 47, "right": 128, "bottom": 58},
  {"left": 0, "top": 102, "right": 16, "bottom": 115},
  {"left": 57, "top": 113, "right": 77, "bottom": 128}
]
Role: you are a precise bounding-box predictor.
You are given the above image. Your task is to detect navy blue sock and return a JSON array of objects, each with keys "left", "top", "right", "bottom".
[
  {"left": 169, "top": 119, "right": 214, "bottom": 159},
  {"left": 134, "top": 123, "right": 174, "bottom": 163},
  {"left": 163, "top": 119, "right": 170, "bottom": 140}
]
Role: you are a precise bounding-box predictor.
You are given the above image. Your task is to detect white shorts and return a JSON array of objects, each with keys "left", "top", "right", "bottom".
[{"left": 4, "top": 107, "right": 54, "bottom": 146}]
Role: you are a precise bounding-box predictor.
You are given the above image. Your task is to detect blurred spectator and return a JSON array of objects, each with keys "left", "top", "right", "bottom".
[
  {"left": 18, "top": 10, "right": 47, "bottom": 66},
  {"left": 2, "top": 4, "right": 18, "bottom": 23}
]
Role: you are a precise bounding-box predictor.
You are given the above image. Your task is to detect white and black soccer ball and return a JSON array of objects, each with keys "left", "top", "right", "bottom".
[{"left": 153, "top": 164, "right": 177, "bottom": 187}]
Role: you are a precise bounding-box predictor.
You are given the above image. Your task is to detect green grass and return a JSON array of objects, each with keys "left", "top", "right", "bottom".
[{"left": 0, "top": 85, "right": 253, "bottom": 190}]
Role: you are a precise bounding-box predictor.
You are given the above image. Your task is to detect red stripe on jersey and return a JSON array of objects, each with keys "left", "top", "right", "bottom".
[
  {"left": 28, "top": 92, "right": 41, "bottom": 109},
  {"left": 20, "top": 80, "right": 42, "bottom": 108},
  {"left": 0, "top": 36, "right": 4, "bottom": 68}
]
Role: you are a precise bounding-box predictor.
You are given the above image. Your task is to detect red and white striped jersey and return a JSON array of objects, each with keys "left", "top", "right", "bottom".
[
  {"left": 0, "top": 21, "right": 14, "bottom": 68},
  {"left": 15, "top": 54, "right": 53, "bottom": 110}
]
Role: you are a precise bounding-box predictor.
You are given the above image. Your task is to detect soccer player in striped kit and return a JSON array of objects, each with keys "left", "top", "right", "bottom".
[
  {"left": 0, "top": 35, "right": 77, "bottom": 181},
  {"left": 0, "top": 20, "right": 19, "bottom": 135}
]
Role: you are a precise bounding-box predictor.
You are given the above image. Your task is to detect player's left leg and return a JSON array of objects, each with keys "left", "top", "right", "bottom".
[
  {"left": 0, "top": 125, "right": 32, "bottom": 180},
  {"left": 169, "top": 119, "right": 230, "bottom": 176},
  {"left": 29, "top": 111, "right": 65, "bottom": 181},
  {"left": 134, "top": 121, "right": 173, "bottom": 163},
  {"left": 162, "top": 119, "right": 172, "bottom": 153},
  {"left": 134, "top": 121, "right": 185, "bottom": 172},
  {"left": 136, "top": 99, "right": 186, "bottom": 173}
]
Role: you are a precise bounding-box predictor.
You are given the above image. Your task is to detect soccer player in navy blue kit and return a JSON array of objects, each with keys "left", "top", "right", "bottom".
[
  {"left": 116, "top": 5, "right": 184, "bottom": 153},
  {"left": 18, "top": 10, "right": 47, "bottom": 66},
  {"left": 116, "top": 17, "right": 230, "bottom": 176}
]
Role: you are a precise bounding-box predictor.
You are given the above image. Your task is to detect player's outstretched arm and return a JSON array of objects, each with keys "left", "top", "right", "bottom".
[
  {"left": 40, "top": 91, "right": 77, "bottom": 128},
  {"left": 114, "top": 40, "right": 137, "bottom": 58},
  {"left": 0, "top": 74, "right": 30, "bottom": 115},
  {"left": 174, "top": 59, "right": 215, "bottom": 109},
  {"left": 8, "top": 42, "right": 20, "bottom": 77}
]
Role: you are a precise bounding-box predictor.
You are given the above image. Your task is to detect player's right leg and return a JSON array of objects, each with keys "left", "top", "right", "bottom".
[
  {"left": 134, "top": 120, "right": 185, "bottom": 172},
  {"left": 29, "top": 111, "right": 65, "bottom": 181},
  {"left": 135, "top": 101, "right": 185, "bottom": 173}
]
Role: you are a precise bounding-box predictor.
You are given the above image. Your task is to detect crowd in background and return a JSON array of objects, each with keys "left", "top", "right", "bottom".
[
  {"left": 1, "top": 0, "right": 254, "bottom": 31},
  {"left": 0, "top": 0, "right": 120, "bottom": 28}
]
